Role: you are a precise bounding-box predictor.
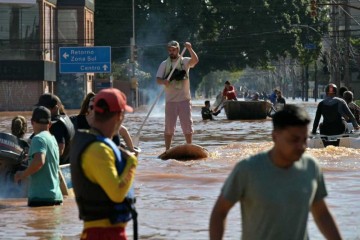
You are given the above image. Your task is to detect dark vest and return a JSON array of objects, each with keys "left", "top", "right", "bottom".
[
  {"left": 70, "top": 130, "right": 135, "bottom": 224},
  {"left": 70, "top": 114, "right": 91, "bottom": 131},
  {"left": 52, "top": 114, "right": 75, "bottom": 164}
]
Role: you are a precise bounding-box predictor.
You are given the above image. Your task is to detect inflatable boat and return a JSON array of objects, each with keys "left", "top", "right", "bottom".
[
  {"left": 307, "top": 133, "right": 360, "bottom": 148},
  {"left": 158, "top": 144, "right": 209, "bottom": 161}
]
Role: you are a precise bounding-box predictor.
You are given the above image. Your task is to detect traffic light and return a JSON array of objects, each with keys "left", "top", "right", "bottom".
[{"left": 310, "top": 0, "right": 317, "bottom": 17}]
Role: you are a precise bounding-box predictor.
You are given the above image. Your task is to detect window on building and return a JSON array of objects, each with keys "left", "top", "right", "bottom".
[
  {"left": 58, "top": 9, "right": 78, "bottom": 44},
  {"left": 0, "top": 5, "right": 40, "bottom": 60},
  {"left": 90, "top": 20, "right": 93, "bottom": 45},
  {"left": 87, "top": 20, "right": 90, "bottom": 44},
  {"left": 44, "top": 4, "right": 56, "bottom": 61}
]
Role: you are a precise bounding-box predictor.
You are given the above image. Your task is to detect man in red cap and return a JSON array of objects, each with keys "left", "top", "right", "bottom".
[
  {"left": 70, "top": 88, "right": 137, "bottom": 240},
  {"left": 156, "top": 40, "right": 199, "bottom": 150}
]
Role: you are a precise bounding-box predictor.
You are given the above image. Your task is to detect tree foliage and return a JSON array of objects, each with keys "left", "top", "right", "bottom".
[{"left": 94, "top": 0, "right": 330, "bottom": 93}]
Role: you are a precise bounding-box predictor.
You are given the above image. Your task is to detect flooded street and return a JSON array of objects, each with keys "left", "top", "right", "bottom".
[{"left": 0, "top": 99, "right": 359, "bottom": 239}]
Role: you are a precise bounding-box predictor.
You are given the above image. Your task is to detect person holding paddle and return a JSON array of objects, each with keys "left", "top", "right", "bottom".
[
  {"left": 222, "top": 81, "right": 237, "bottom": 101},
  {"left": 209, "top": 104, "right": 342, "bottom": 240},
  {"left": 213, "top": 81, "right": 237, "bottom": 112},
  {"left": 156, "top": 40, "right": 199, "bottom": 150}
]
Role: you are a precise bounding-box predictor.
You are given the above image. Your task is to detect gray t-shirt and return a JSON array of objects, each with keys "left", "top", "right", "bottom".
[
  {"left": 156, "top": 57, "right": 191, "bottom": 102},
  {"left": 221, "top": 151, "right": 327, "bottom": 240}
]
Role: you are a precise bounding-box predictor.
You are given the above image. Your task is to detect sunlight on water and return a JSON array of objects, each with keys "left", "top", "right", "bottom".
[
  {"left": 309, "top": 145, "right": 360, "bottom": 160},
  {"left": 307, "top": 146, "right": 360, "bottom": 171},
  {"left": 1, "top": 100, "right": 360, "bottom": 239}
]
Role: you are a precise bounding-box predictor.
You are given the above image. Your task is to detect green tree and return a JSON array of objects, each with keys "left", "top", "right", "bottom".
[
  {"left": 94, "top": 0, "right": 133, "bottom": 61},
  {"left": 94, "top": 0, "right": 330, "bottom": 95}
]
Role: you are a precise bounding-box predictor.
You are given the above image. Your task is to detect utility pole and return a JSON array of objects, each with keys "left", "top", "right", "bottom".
[
  {"left": 343, "top": 0, "right": 350, "bottom": 87},
  {"left": 314, "top": 61, "right": 318, "bottom": 102},
  {"left": 130, "top": 0, "right": 138, "bottom": 107},
  {"left": 315, "top": 1, "right": 360, "bottom": 89},
  {"left": 331, "top": 4, "right": 341, "bottom": 88},
  {"left": 305, "top": 64, "right": 309, "bottom": 101}
]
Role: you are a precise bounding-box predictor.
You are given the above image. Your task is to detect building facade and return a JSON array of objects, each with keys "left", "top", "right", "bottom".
[{"left": 0, "top": 0, "right": 94, "bottom": 111}]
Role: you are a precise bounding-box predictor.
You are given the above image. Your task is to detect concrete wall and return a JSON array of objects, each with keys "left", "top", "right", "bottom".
[{"left": 0, "top": 80, "right": 44, "bottom": 111}]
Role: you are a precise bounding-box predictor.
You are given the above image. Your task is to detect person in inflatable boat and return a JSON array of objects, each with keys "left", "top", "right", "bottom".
[{"left": 312, "top": 83, "right": 359, "bottom": 135}]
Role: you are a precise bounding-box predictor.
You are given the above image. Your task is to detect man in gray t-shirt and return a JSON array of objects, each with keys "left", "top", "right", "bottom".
[
  {"left": 209, "top": 105, "right": 342, "bottom": 240},
  {"left": 156, "top": 40, "right": 199, "bottom": 150}
]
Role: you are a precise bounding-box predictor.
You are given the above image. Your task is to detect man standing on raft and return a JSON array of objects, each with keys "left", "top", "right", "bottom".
[{"left": 156, "top": 40, "right": 199, "bottom": 150}]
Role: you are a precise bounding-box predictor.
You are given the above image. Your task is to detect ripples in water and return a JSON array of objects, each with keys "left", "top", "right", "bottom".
[{"left": 0, "top": 100, "right": 359, "bottom": 239}]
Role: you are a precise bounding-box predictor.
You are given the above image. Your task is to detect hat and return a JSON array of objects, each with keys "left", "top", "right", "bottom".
[
  {"left": 35, "top": 93, "right": 59, "bottom": 109},
  {"left": 31, "top": 106, "right": 51, "bottom": 124},
  {"left": 94, "top": 88, "right": 133, "bottom": 113},
  {"left": 167, "top": 40, "right": 180, "bottom": 49}
]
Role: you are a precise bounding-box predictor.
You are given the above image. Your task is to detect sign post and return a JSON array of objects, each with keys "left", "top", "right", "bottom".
[{"left": 59, "top": 46, "right": 111, "bottom": 73}]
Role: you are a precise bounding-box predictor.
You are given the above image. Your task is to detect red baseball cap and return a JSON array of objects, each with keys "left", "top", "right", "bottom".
[{"left": 94, "top": 88, "right": 133, "bottom": 113}]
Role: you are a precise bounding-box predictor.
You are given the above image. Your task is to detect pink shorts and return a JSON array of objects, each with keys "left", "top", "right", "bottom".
[
  {"left": 165, "top": 100, "right": 193, "bottom": 135},
  {"left": 81, "top": 227, "right": 127, "bottom": 240}
]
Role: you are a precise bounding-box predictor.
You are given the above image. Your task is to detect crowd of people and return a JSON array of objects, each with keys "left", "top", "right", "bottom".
[
  {"left": 5, "top": 39, "right": 354, "bottom": 240},
  {"left": 8, "top": 89, "right": 139, "bottom": 239}
]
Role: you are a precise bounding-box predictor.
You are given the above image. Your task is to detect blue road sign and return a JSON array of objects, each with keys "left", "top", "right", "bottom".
[{"left": 59, "top": 46, "right": 111, "bottom": 73}]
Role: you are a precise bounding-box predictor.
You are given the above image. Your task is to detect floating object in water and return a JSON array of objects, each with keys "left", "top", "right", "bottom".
[{"left": 158, "top": 144, "right": 209, "bottom": 161}]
